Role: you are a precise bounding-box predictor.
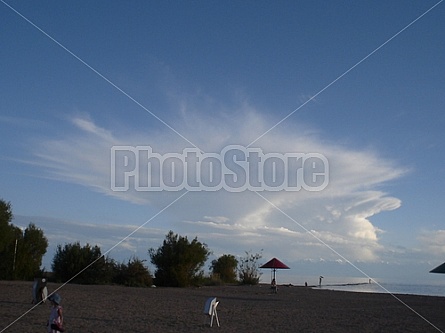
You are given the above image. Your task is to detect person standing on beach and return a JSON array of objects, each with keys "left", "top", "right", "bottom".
[
  {"left": 271, "top": 278, "right": 277, "bottom": 293},
  {"left": 47, "top": 293, "right": 64, "bottom": 333}
]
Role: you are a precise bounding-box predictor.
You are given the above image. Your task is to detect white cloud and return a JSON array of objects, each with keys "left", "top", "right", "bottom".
[
  {"left": 418, "top": 230, "right": 445, "bottom": 257},
  {"left": 29, "top": 101, "right": 407, "bottom": 269}
]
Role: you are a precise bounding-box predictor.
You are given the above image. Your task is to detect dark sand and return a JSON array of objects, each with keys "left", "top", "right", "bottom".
[{"left": 1, "top": 280, "right": 444, "bottom": 333}]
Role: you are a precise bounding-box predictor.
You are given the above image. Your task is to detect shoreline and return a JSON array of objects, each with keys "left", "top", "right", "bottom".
[{"left": 1, "top": 281, "right": 444, "bottom": 332}]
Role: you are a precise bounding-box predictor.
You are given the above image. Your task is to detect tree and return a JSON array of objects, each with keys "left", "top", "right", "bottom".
[
  {"left": 0, "top": 199, "right": 13, "bottom": 253},
  {"left": 15, "top": 223, "right": 48, "bottom": 280},
  {"left": 113, "top": 257, "right": 153, "bottom": 287},
  {"left": 149, "top": 231, "right": 210, "bottom": 287},
  {"left": 238, "top": 250, "right": 263, "bottom": 285},
  {"left": 52, "top": 242, "right": 109, "bottom": 284},
  {"left": 210, "top": 254, "right": 238, "bottom": 283},
  {"left": 0, "top": 200, "right": 48, "bottom": 280},
  {"left": 0, "top": 199, "right": 15, "bottom": 279}
]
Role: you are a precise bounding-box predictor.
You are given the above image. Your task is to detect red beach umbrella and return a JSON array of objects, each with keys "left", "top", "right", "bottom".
[
  {"left": 430, "top": 262, "right": 445, "bottom": 274},
  {"left": 260, "top": 258, "right": 290, "bottom": 283}
]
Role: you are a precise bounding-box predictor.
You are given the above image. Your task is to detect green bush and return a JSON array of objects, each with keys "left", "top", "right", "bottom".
[
  {"left": 52, "top": 242, "right": 109, "bottom": 284},
  {"left": 113, "top": 257, "right": 153, "bottom": 287},
  {"left": 149, "top": 231, "right": 210, "bottom": 287},
  {"left": 210, "top": 254, "right": 238, "bottom": 283}
]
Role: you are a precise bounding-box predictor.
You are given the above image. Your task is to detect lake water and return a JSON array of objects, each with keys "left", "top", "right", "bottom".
[
  {"left": 268, "top": 275, "right": 445, "bottom": 297},
  {"left": 317, "top": 281, "right": 445, "bottom": 297}
]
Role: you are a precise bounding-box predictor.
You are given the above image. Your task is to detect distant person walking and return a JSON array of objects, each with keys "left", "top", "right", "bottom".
[{"left": 47, "top": 293, "right": 64, "bottom": 332}]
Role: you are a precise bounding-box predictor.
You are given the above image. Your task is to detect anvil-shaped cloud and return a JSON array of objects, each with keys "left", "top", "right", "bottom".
[{"left": 32, "top": 103, "right": 406, "bottom": 266}]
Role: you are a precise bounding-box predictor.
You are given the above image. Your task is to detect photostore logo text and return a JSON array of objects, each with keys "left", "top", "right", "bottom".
[{"left": 111, "top": 145, "right": 329, "bottom": 192}]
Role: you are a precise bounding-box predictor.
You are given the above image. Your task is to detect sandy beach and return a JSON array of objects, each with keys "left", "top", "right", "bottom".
[{"left": 1, "top": 280, "right": 444, "bottom": 333}]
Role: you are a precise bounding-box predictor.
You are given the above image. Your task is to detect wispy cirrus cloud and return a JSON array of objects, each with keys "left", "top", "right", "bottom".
[{"left": 29, "top": 99, "right": 407, "bottom": 265}]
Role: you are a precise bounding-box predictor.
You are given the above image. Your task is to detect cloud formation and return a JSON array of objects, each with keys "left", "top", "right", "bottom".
[
  {"left": 418, "top": 230, "right": 445, "bottom": 257},
  {"left": 30, "top": 102, "right": 407, "bottom": 267}
]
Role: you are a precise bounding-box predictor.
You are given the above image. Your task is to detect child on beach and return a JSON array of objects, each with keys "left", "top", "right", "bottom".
[{"left": 47, "top": 293, "right": 64, "bottom": 332}]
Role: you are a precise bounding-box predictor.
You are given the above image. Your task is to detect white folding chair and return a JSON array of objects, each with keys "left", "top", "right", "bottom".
[
  {"left": 32, "top": 278, "right": 48, "bottom": 304},
  {"left": 204, "top": 297, "right": 220, "bottom": 327}
]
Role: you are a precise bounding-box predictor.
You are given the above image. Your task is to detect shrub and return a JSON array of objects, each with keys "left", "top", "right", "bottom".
[
  {"left": 210, "top": 254, "right": 238, "bottom": 283},
  {"left": 238, "top": 250, "right": 263, "bottom": 285},
  {"left": 149, "top": 231, "right": 210, "bottom": 287}
]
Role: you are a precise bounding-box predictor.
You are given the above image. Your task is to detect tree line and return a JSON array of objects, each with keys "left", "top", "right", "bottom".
[{"left": 0, "top": 198, "right": 262, "bottom": 287}]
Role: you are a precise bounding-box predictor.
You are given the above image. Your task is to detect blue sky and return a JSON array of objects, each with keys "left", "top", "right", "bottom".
[{"left": 1, "top": 1, "right": 445, "bottom": 285}]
